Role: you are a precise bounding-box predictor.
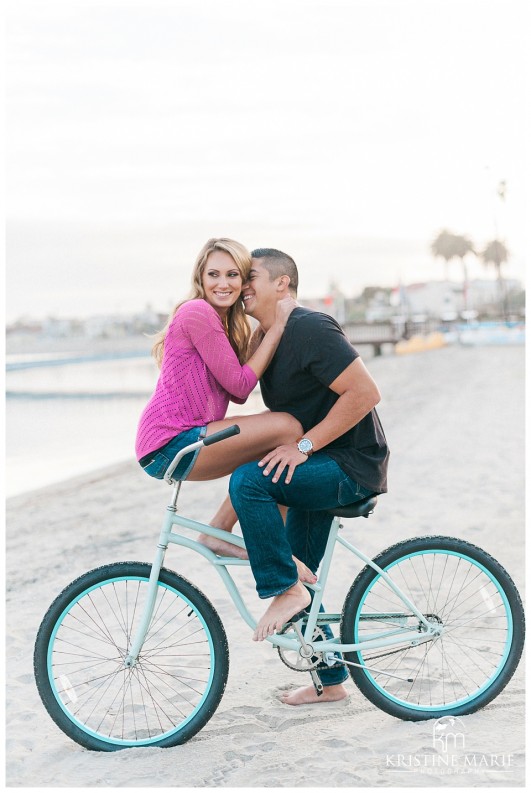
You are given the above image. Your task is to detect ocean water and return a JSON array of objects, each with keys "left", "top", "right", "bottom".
[
  {"left": 6, "top": 356, "right": 157, "bottom": 497},
  {"left": 6, "top": 338, "right": 389, "bottom": 497},
  {"left": 5, "top": 354, "right": 267, "bottom": 497}
]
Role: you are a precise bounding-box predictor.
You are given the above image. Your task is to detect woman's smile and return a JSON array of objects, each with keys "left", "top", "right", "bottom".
[{"left": 202, "top": 249, "right": 243, "bottom": 315}]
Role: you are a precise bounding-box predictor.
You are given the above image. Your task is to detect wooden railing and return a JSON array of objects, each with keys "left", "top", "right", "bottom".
[{"left": 342, "top": 323, "right": 401, "bottom": 356}]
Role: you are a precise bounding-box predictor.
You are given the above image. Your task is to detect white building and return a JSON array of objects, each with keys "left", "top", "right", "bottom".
[{"left": 393, "top": 279, "right": 521, "bottom": 320}]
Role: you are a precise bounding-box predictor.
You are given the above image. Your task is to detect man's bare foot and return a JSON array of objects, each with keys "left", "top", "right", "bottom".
[
  {"left": 280, "top": 683, "right": 349, "bottom": 705},
  {"left": 253, "top": 581, "right": 311, "bottom": 642},
  {"left": 198, "top": 532, "right": 248, "bottom": 560},
  {"left": 293, "top": 557, "right": 317, "bottom": 585}
]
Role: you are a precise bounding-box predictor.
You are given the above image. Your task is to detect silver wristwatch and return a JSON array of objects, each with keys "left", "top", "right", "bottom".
[{"left": 297, "top": 437, "right": 314, "bottom": 456}]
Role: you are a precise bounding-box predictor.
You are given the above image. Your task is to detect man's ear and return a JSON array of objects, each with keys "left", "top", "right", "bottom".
[{"left": 277, "top": 275, "right": 291, "bottom": 291}]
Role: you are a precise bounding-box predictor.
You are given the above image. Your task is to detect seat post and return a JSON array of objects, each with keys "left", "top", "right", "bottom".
[{"left": 169, "top": 480, "right": 182, "bottom": 510}]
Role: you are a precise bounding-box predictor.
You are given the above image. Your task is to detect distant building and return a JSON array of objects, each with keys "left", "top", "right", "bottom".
[
  {"left": 83, "top": 315, "right": 128, "bottom": 339},
  {"left": 301, "top": 281, "right": 347, "bottom": 323},
  {"left": 365, "top": 289, "right": 396, "bottom": 322},
  {"left": 42, "top": 317, "right": 83, "bottom": 337},
  {"left": 388, "top": 278, "right": 522, "bottom": 321},
  {"left": 6, "top": 317, "right": 43, "bottom": 336},
  {"left": 398, "top": 281, "right": 461, "bottom": 321},
  {"left": 6, "top": 277, "right": 523, "bottom": 350}
]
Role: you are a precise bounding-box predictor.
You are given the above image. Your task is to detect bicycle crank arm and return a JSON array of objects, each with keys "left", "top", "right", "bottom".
[
  {"left": 310, "top": 669, "right": 324, "bottom": 696},
  {"left": 289, "top": 619, "right": 314, "bottom": 656},
  {"left": 289, "top": 619, "right": 324, "bottom": 695}
]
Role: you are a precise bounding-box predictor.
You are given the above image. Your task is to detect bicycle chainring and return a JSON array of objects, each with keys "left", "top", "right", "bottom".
[{"left": 277, "top": 625, "right": 327, "bottom": 672}]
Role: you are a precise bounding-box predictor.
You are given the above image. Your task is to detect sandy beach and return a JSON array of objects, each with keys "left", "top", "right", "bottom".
[{"left": 6, "top": 343, "right": 525, "bottom": 787}]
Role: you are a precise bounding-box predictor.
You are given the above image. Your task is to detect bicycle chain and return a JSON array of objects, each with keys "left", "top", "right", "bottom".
[
  {"left": 279, "top": 613, "right": 441, "bottom": 671},
  {"left": 355, "top": 613, "right": 443, "bottom": 663},
  {"left": 357, "top": 634, "right": 439, "bottom": 663}
]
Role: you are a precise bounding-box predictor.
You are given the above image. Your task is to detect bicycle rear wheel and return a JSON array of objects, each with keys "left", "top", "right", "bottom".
[
  {"left": 340, "top": 536, "right": 524, "bottom": 720},
  {"left": 34, "top": 562, "right": 229, "bottom": 750}
]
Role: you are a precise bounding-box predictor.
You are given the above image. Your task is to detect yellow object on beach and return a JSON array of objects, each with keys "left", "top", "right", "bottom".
[{"left": 395, "top": 332, "right": 447, "bottom": 355}]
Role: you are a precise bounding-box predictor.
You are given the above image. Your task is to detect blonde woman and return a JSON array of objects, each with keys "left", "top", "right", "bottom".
[{"left": 136, "top": 238, "right": 312, "bottom": 573}]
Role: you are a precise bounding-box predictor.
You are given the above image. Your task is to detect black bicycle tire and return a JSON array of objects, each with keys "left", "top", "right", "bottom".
[
  {"left": 340, "top": 535, "right": 525, "bottom": 720},
  {"left": 34, "top": 562, "right": 229, "bottom": 750}
]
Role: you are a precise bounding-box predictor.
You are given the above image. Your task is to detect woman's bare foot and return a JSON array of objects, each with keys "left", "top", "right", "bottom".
[
  {"left": 293, "top": 557, "right": 317, "bottom": 585},
  {"left": 198, "top": 534, "right": 316, "bottom": 586},
  {"left": 198, "top": 532, "right": 248, "bottom": 560},
  {"left": 253, "top": 581, "right": 311, "bottom": 642},
  {"left": 280, "top": 683, "right": 349, "bottom": 705}
]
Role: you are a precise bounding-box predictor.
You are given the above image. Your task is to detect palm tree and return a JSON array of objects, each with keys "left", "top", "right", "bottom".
[
  {"left": 452, "top": 234, "right": 475, "bottom": 311},
  {"left": 430, "top": 229, "right": 455, "bottom": 281},
  {"left": 481, "top": 239, "right": 509, "bottom": 279},
  {"left": 480, "top": 239, "right": 509, "bottom": 318},
  {"left": 430, "top": 230, "right": 475, "bottom": 310}
]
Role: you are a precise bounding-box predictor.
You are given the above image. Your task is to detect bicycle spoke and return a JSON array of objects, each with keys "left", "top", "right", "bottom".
[
  {"left": 350, "top": 547, "right": 515, "bottom": 711},
  {"left": 47, "top": 574, "right": 218, "bottom": 743}
]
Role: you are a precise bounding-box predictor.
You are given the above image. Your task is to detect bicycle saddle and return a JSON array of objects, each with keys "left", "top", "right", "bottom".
[{"left": 327, "top": 494, "right": 378, "bottom": 518}]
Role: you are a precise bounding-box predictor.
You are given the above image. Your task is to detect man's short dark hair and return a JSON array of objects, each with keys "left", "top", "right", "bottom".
[{"left": 251, "top": 248, "right": 299, "bottom": 295}]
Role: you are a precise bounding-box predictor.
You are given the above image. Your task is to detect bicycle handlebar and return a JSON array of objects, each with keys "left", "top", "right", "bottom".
[
  {"left": 202, "top": 424, "right": 241, "bottom": 446},
  {"left": 164, "top": 424, "right": 241, "bottom": 483}
]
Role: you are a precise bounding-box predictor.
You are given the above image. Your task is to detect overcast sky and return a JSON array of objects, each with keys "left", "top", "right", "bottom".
[{"left": 6, "top": 0, "right": 527, "bottom": 320}]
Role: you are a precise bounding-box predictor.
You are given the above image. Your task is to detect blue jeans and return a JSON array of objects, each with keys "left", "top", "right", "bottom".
[{"left": 229, "top": 453, "right": 374, "bottom": 687}]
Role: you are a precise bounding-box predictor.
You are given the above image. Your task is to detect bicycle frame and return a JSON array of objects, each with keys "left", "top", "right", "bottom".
[
  {"left": 34, "top": 423, "right": 524, "bottom": 751},
  {"left": 125, "top": 476, "right": 441, "bottom": 669}
]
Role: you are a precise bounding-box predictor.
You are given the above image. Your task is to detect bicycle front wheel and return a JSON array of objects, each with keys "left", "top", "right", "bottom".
[
  {"left": 34, "top": 562, "right": 229, "bottom": 750},
  {"left": 340, "top": 536, "right": 524, "bottom": 720}
]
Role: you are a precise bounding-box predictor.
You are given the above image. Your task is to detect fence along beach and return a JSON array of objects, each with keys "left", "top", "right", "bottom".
[{"left": 6, "top": 343, "right": 525, "bottom": 786}]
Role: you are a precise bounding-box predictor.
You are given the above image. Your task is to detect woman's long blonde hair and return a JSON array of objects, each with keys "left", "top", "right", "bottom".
[{"left": 152, "top": 238, "right": 252, "bottom": 367}]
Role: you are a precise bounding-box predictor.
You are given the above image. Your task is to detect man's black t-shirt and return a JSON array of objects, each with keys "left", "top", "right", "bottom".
[{"left": 260, "top": 307, "right": 389, "bottom": 494}]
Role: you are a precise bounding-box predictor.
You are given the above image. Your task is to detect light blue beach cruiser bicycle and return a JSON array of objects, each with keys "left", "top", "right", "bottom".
[{"left": 34, "top": 426, "right": 525, "bottom": 751}]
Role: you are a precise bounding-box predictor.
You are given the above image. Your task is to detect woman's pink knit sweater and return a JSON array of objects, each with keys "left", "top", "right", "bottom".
[{"left": 135, "top": 299, "right": 257, "bottom": 460}]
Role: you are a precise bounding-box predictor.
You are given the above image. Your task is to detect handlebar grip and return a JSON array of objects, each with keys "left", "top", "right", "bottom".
[{"left": 202, "top": 424, "right": 241, "bottom": 446}]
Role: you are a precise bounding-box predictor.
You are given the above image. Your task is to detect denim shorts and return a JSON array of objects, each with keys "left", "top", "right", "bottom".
[{"left": 139, "top": 426, "right": 207, "bottom": 482}]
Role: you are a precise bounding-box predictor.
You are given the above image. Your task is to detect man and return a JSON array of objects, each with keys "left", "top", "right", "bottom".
[{"left": 228, "top": 248, "right": 389, "bottom": 705}]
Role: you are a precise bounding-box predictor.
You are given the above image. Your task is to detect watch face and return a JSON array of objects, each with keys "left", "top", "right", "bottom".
[{"left": 298, "top": 438, "right": 313, "bottom": 454}]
